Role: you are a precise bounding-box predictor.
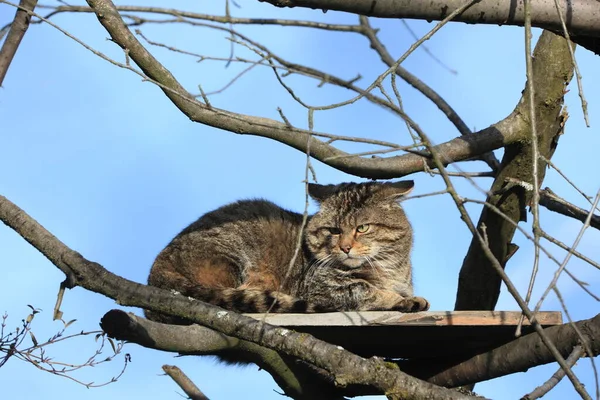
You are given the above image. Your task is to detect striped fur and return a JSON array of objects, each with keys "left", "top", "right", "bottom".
[{"left": 146, "top": 181, "right": 429, "bottom": 324}]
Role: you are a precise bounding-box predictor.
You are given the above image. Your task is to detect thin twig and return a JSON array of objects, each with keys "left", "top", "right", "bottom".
[
  {"left": 540, "top": 231, "right": 600, "bottom": 271},
  {"left": 518, "top": 0, "right": 542, "bottom": 338},
  {"left": 551, "top": 0, "right": 589, "bottom": 126},
  {"left": 428, "top": 170, "right": 495, "bottom": 178},
  {"left": 307, "top": 0, "right": 482, "bottom": 113},
  {"left": 324, "top": 146, "right": 420, "bottom": 161},
  {"left": 543, "top": 156, "right": 600, "bottom": 212},
  {"left": 265, "top": 114, "right": 314, "bottom": 315},
  {"left": 358, "top": 16, "right": 500, "bottom": 172},
  {"left": 534, "top": 189, "right": 600, "bottom": 313},
  {"left": 522, "top": 345, "right": 585, "bottom": 400},
  {"left": 550, "top": 287, "right": 599, "bottom": 399},
  {"left": 465, "top": 198, "right": 599, "bottom": 300},
  {"left": 36, "top": 4, "right": 363, "bottom": 32},
  {"left": 399, "top": 19, "right": 457, "bottom": 75}
]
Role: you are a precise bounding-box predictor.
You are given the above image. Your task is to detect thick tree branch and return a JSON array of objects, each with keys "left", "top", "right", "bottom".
[
  {"left": 399, "top": 314, "right": 600, "bottom": 388},
  {"left": 0, "top": 0, "right": 38, "bottom": 86},
  {"left": 259, "top": 0, "right": 600, "bottom": 55},
  {"left": 455, "top": 31, "right": 575, "bottom": 311},
  {"left": 0, "top": 193, "right": 478, "bottom": 400}
]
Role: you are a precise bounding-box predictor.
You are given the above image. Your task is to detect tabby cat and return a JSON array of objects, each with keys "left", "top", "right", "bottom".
[{"left": 146, "top": 181, "right": 429, "bottom": 323}]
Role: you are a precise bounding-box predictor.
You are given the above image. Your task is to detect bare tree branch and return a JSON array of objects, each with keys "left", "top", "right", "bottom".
[
  {"left": 0, "top": 0, "right": 38, "bottom": 86},
  {"left": 32, "top": 2, "right": 600, "bottom": 55}
]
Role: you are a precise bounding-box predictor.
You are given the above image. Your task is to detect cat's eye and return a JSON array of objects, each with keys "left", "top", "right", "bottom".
[
  {"left": 327, "top": 227, "right": 342, "bottom": 235},
  {"left": 356, "top": 224, "right": 370, "bottom": 233}
]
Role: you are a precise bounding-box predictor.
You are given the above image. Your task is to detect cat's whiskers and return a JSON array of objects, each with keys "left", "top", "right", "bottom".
[
  {"left": 312, "top": 254, "right": 339, "bottom": 273},
  {"left": 310, "top": 254, "right": 332, "bottom": 270},
  {"left": 365, "top": 256, "right": 383, "bottom": 281},
  {"left": 373, "top": 252, "right": 401, "bottom": 273}
]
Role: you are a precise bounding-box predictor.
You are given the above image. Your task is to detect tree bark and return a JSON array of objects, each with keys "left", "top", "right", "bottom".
[{"left": 455, "top": 31, "right": 575, "bottom": 311}]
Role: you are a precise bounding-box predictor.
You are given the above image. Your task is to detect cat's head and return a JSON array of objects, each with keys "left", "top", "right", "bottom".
[{"left": 305, "top": 181, "right": 414, "bottom": 269}]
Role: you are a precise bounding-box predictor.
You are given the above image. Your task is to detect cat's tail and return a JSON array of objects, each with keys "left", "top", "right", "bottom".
[{"left": 184, "top": 286, "right": 329, "bottom": 313}]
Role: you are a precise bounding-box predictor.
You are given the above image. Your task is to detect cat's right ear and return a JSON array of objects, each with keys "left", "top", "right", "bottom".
[{"left": 308, "top": 183, "right": 337, "bottom": 202}]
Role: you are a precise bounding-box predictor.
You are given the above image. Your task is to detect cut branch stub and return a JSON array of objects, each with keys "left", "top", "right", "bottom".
[{"left": 455, "top": 31, "right": 575, "bottom": 311}]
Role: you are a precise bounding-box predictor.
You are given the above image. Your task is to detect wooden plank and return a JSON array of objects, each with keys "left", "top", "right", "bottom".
[
  {"left": 243, "top": 311, "right": 563, "bottom": 359},
  {"left": 246, "top": 311, "right": 563, "bottom": 327}
]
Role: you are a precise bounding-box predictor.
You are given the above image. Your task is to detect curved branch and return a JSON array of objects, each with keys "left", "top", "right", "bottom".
[{"left": 523, "top": 345, "right": 586, "bottom": 400}]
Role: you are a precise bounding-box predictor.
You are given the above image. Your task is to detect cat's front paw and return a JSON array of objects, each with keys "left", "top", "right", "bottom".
[{"left": 392, "top": 296, "right": 430, "bottom": 312}]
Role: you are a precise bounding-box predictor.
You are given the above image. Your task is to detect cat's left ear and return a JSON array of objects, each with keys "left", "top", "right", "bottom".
[
  {"left": 308, "top": 183, "right": 338, "bottom": 202},
  {"left": 377, "top": 180, "right": 414, "bottom": 200}
]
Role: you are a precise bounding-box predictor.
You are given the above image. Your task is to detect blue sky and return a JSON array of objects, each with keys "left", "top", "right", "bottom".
[{"left": 1, "top": 1, "right": 599, "bottom": 399}]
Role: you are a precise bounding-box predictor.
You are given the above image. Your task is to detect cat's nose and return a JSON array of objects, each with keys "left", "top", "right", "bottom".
[{"left": 339, "top": 244, "right": 352, "bottom": 254}]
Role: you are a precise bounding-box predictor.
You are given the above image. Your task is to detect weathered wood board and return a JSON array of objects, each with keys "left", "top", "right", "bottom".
[{"left": 245, "top": 311, "right": 563, "bottom": 359}]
